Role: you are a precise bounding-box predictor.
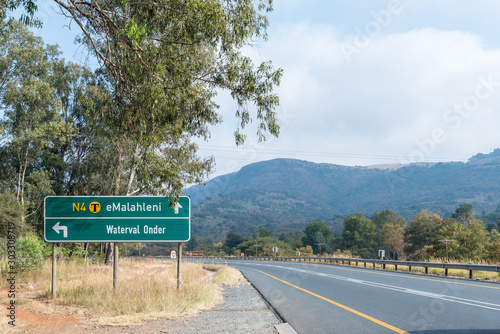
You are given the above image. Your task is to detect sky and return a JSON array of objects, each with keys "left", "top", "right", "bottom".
[{"left": 27, "top": 0, "right": 500, "bottom": 179}]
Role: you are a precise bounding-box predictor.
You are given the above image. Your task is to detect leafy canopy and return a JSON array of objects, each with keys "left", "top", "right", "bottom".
[{"left": 7, "top": 0, "right": 282, "bottom": 144}]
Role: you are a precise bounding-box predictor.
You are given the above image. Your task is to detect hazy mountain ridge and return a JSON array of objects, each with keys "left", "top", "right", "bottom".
[{"left": 184, "top": 150, "right": 500, "bottom": 237}]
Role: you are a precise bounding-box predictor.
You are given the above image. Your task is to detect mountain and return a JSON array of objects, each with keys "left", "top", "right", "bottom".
[{"left": 184, "top": 149, "right": 500, "bottom": 237}]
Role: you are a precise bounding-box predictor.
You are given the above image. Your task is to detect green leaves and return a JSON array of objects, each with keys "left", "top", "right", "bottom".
[{"left": 38, "top": 0, "right": 281, "bottom": 151}]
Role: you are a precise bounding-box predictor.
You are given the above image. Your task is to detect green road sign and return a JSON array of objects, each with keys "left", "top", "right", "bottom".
[{"left": 44, "top": 196, "right": 190, "bottom": 242}]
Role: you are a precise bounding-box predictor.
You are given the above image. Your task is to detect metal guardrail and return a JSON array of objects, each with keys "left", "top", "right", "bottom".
[{"left": 197, "top": 256, "right": 500, "bottom": 280}]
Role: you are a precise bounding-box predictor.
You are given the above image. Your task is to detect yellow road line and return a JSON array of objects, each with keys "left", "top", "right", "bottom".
[
  {"left": 244, "top": 267, "right": 409, "bottom": 334},
  {"left": 300, "top": 262, "right": 500, "bottom": 290}
]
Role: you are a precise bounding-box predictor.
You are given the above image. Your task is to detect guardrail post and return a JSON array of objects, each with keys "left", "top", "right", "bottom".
[
  {"left": 469, "top": 270, "right": 473, "bottom": 279},
  {"left": 383, "top": 263, "right": 386, "bottom": 270},
  {"left": 373, "top": 263, "right": 375, "bottom": 269},
  {"left": 394, "top": 264, "right": 398, "bottom": 271},
  {"left": 408, "top": 266, "right": 412, "bottom": 272},
  {"left": 425, "top": 267, "right": 428, "bottom": 274},
  {"left": 364, "top": 262, "right": 366, "bottom": 268},
  {"left": 445, "top": 268, "right": 448, "bottom": 277}
]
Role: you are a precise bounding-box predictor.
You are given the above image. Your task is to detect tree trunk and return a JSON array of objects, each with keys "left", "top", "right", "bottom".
[
  {"left": 81, "top": 243, "right": 89, "bottom": 260},
  {"left": 105, "top": 144, "right": 123, "bottom": 265},
  {"left": 126, "top": 144, "right": 140, "bottom": 196},
  {"left": 105, "top": 243, "right": 114, "bottom": 265}
]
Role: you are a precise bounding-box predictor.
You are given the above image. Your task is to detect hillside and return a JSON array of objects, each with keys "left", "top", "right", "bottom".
[{"left": 184, "top": 149, "right": 500, "bottom": 237}]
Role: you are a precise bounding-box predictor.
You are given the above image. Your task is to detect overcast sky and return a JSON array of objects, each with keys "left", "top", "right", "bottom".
[{"left": 31, "top": 0, "right": 500, "bottom": 179}]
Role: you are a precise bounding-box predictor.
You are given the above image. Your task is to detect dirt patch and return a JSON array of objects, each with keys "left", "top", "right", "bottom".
[{"left": 17, "top": 308, "right": 81, "bottom": 334}]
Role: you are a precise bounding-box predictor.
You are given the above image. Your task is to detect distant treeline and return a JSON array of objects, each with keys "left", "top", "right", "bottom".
[{"left": 177, "top": 204, "right": 500, "bottom": 264}]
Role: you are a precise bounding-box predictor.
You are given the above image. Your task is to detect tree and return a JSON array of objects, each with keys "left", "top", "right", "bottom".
[
  {"left": 254, "top": 226, "right": 273, "bottom": 239},
  {"left": 426, "top": 221, "right": 487, "bottom": 261},
  {"left": 279, "top": 231, "right": 303, "bottom": 250},
  {"left": 451, "top": 203, "right": 476, "bottom": 227},
  {"left": 0, "top": 193, "right": 27, "bottom": 239},
  {"left": 372, "top": 209, "right": 406, "bottom": 231},
  {"left": 237, "top": 236, "right": 290, "bottom": 257},
  {"left": 8, "top": 0, "right": 283, "bottom": 199},
  {"left": 0, "top": 21, "right": 75, "bottom": 225},
  {"left": 341, "top": 213, "right": 377, "bottom": 259},
  {"left": 486, "top": 240, "right": 500, "bottom": 263},
  {"left": 303, "top": 221, "right": 333, "bottom": 254},
  {"left": 223, "top": 230, "right": 247, "bottom": 254},
  {"left": 404, "top": 210, "right": 444, "bottom": 260},
  {"left": 380, "top": 223, "right": 405, "bottom": 260}
]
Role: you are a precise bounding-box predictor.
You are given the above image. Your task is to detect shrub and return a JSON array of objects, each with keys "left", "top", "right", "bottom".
[{"left": 16, "top": 233, "right": 46, "bottom": 272}]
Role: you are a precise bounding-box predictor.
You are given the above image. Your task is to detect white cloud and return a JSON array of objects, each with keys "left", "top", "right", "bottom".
[{"left": 203, "top": 22, "right": 500, "bottom": 176}]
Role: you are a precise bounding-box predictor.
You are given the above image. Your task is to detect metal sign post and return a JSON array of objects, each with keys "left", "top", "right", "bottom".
[
  {"left": 272, "top": 246, "right": 279, "bottom": 257},
  {"left": 177, "top": 243, "right": 183, "bottom": 292},
  {"left": 51, "top": 244, "right": 57, "bottom": 298},
  {"left": 113, "top": 243, "right": 118, "bottom": 292}
]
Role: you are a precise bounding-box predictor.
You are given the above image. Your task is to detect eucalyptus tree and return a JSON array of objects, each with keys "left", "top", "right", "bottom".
[
  {"left": 7, "top": 0, "right": 283, "bottom": 199},
  {"left": 0, "top": 20, "right": 75, "bottom": 226},
  {"left": 6, "top": 1, "right": 283, "bottom": 263}
]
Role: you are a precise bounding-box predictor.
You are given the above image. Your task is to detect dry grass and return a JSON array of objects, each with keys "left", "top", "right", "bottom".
[
  {"left": 204, "top": 265, "right": 242, "bottom": 286},
  {"left": 1, "top": 258, "right": 240, "bottom": 328}
]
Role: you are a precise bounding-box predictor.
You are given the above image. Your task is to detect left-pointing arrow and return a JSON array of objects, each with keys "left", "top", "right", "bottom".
[{"left": 52, "top": 222, "right": 68, "bottom": 238}]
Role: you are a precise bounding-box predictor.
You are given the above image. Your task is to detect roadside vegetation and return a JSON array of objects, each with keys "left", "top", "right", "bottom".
[
  {"left": 0, "top": 255, "right": 241, "bottom": 333},
  {"left": 204, "top": 204, "right": 500, "bottom": 266}
]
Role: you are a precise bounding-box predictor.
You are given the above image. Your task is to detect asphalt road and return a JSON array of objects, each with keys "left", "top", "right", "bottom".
[{"left": 207, "top": 260, "right": 500, "bottom": 334}]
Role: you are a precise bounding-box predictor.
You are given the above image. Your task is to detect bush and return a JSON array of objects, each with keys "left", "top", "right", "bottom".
[{"left": 16, "top": 234, "right": 46, "bottom": 272}]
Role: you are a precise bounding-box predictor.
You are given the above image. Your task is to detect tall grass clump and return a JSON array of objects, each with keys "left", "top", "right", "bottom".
[{"left": 48, "top": 259, "right": 227, "bottom": 323}]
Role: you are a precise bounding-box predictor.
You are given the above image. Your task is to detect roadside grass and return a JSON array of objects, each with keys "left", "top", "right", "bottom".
[
  {"left": 0, "top": 258, "right": 243, "bottom": 328},
  {"left": 205, "top": 265, "right": 241, "bottom": 286}
]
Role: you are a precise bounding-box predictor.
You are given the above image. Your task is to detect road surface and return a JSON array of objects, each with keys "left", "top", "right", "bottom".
[{"left": 208, "top": 260, "right": 500, "bottom": 334}]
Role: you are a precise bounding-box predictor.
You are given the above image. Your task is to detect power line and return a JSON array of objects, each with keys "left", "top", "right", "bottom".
[{"left": 197, "top": 144, "right": 468, "bottom": 162}]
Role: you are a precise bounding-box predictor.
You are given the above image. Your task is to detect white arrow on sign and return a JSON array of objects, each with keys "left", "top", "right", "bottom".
[
  {"left": 173, "top": 202, "right": 182, "bottom": 214},
  {"left": 52, "top": 222, "right": 68, "bottom": 238}
]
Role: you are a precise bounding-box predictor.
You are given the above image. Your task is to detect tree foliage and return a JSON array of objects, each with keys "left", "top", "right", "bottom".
[
  {"left": 380, "top": 223, "right": 405, "bottom": 260},
  {"left": 372, "top": 209, "right": 406, "bottom": 230},
  {"left": 426, "top": 220, "right": 487, "bottom": 261},
  {"left": 5, "top": 0, "right": 283, "bottom": 201},
  {"left": 302, "top": 221, "right": 333, "bottom": 254},
  {"left": 404, "top": 210, "right": 444, "bottom": 260},
  {"left": 451, "top": 203, "right": 477, "bottom": 227},
  {"left": 342, "top": 213, "right": 377, "bottom": 258}
]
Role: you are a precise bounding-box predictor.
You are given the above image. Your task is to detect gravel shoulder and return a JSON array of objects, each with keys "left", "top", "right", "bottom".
[{"left": 91, "top": 277, "right": 282, "bottom": 334}]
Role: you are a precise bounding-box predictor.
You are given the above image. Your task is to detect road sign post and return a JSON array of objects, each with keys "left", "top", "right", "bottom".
[
  {"left": 272, "top": 246, "right": 279, "bottom": 257},
  {"left": 177, "top": 243, "right": 182, "bottom": 292},
  {"left": 51, "top": 244, "right": 56, "bottom": 298}
]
